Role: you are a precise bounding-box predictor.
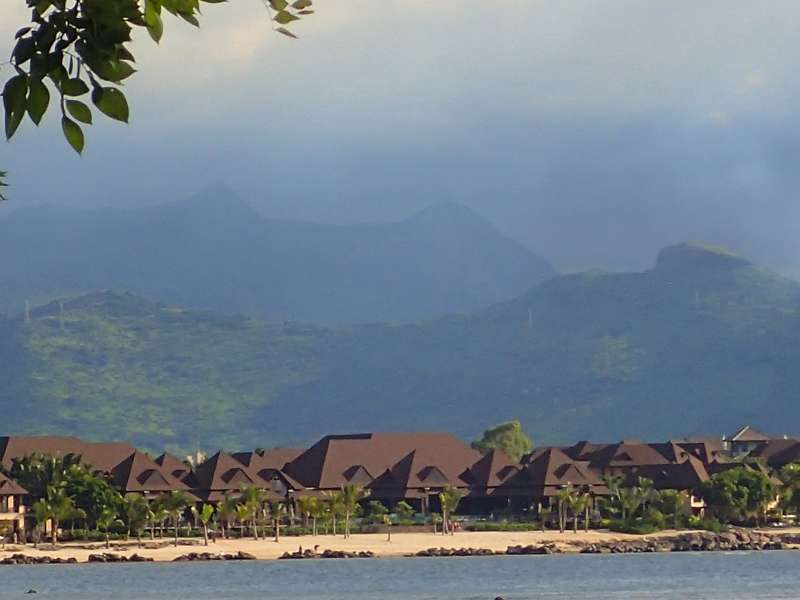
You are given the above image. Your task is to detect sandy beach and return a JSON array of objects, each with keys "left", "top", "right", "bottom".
[{"left": 2, "top": 528, "right": 798, "bottom": 564}]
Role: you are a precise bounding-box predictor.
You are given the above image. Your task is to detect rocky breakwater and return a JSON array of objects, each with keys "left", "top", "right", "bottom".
[
  {"left": 1, "top": 554, "right": 78, "bottom": 565},
  {"left": 414, "top": 547, "right": 502, "bottom": 557},
  {"left": 279, "top": 549, "right": 375, "bottom": 559},
  {"left": 506, "top": 543, "right": 561, "bottom": 555},
  {"left": 88, "top": 553, "right": 154, "bottom": 563},
  {"left": 580, "top": 530, "right": 800, "bottom": 554},
  {"left": 172, "top": 551, "right": 256, "bottom": 562}
]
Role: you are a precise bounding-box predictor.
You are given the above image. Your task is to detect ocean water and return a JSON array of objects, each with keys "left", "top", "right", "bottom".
[{"left": 0, "top": 552, "right": 798, "bottom": 599}]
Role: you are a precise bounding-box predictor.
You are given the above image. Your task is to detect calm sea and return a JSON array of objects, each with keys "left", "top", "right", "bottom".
[{"left": 0, "top": 552, "right": 798, "bottom": 599}]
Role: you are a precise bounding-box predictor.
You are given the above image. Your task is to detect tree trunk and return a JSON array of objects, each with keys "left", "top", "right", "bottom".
[
  {"left": 105, "top": 532, "right": 110, "bottom": 550},
  {"left": 344, "top": 512, "right": 350, "bottom": 539},
  {"left": 174, "top": 519, "right": 179, "bottom": 547},
  {"left": 252, "top": 518, "right": 258, "bottom": 541},
  {"left": 52, "top": 520, "right": 58, "bottom": 545},
  {"left": 558, "top": 501, "right": 564, "bottom": 533},
  {"left": 150, "top": 523, "right": 155, "bottom": 540},
  {"left": 137, "top": 532, "right": 142, "bottom": 548},
  {"left": 274, "top": 518, "right": 280, "bottom": 543},
  {"left": 203, "top": 524, "right": 209, "bottom": 546},
  {"left": 573, "top": 514, "right": 578, "bottom": 534},
  {"left": 585, "top": 503, "right": 590, "bottom": 533},
  {"left": 312, "top": 517, "right": 317, "bottom": 537},
  {"left": 332, "top": 514, "right": 337, "bottom": 536}
]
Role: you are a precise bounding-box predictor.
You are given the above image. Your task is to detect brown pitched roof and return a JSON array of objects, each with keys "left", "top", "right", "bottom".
[
  {"left": 154, "top": 453, "right": 191, "bottom": 480},
  {"left": 587, "top": 442, "right": 671, "bottom": 469},
  {"left": 468, "top": 449, "right": 520, "bottom": 488},
  {"left": 728, "top": 425, "right": 771, "bottom": 442},
  {"left": 518, "top": 448, "right": 605, "bottom": 496},
  {"left": 111, "top": 451, "right": 190, "bottom": 494},
  {"left": 624, "top": 455, "right": 710, "bottom": 490},
  {"left": 232, "top": 448, "right": 303, "bottom": 471},
  {"left": 0, "top": 436, "right": 136, "bottom": 473},
  {"left": 284, "top": 433, "right": 481, "bottom": 491},
  {"left": 0, "top": 473, "right": 27, "bottom": 496},
  {"left": 749, "top": 439, "right": 800, "bottom": 467}
]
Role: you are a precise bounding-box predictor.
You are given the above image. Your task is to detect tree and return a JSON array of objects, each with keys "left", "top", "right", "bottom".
[
  {"left": 8, "top": 452, "right": 83, "bottom": 500},
  {"left": 394, "top": 500, "right": 415, "bottom": 522},
  {"left": 296, "top": 495, "right": 316, "bottom": 529},
  {"left": 192, "top": 504, "right": 214, "bottom": 546},
  {"left": 96, "top": 506, "right": 123, "bottom": 549},
  {"left": 123, "top": 493, "right": 149, "bottom": 547},
  {"left": 618, "top": 487, "right": 644, "bottom": 523},
  {"left": 235, "top": 504, "right": 250, "bottom": 539},
  {"left": 438, "top": 487, "right": 465, "bottom": 535},
  {"left": 161, "top": 490, "right": 190, "bottom": 547},
  {"left": 656, "top": 490, "right": 689, "bottom": 530},
  {"left": 31, "top": 499, "right": 50, "bottom": 548},
  {"left": 307, "top": 497, "right": 323, "bottom": 536},
  {"left": 239, "top": 485, "right": 265, "bottom": 541},
  {"left": 65, "top": 469, "right": 123, "bottom": 530},
  {"left": 45, "top": 486, "right": 77, "bottom": 545},
  {"left": 217, "top": 494, "right": 238, "bottom": 540},
  {"left": 340, "top": 484, "right": 369, "bottom": 539},
  {"left": 364, "top": 500, "right": 388, "bottom": 524},
  {"left": 555, "top": 485, "right": 575, "bottom": 533},
  {"left": 322, "top": 491, "right": 344, "bottom": 536},
  {"left": 699, "top": 467, "right": 776, "bottom": 525},
  {"left": 267, "top": 500, "right": 286, "bottom": 542},
  {"left": 2, "top": 0, "right": 314, "bottom": 158},
  {"left": 471, "top": 421, "right": 533, "bottom": 462}
]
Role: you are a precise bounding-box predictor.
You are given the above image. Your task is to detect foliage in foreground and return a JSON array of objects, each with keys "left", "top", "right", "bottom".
[{"left": 3, "top": 0, "right": 313, "bottom": 154}]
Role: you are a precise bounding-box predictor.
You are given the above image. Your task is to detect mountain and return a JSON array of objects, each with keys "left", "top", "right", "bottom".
[
  {"left": 2, "top": 243, "right": 800, "bottom": 453},
  {"left": 0, "top": 188, "right": 555, "bottom": 324}
]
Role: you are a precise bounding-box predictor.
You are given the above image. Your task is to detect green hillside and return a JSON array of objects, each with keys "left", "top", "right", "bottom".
[{"left": 3, "top": 243, "right": 800, "bottom": 453}]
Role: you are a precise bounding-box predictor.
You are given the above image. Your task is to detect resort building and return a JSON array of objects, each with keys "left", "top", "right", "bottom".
[{"left": 0, "top": 425, "right": 795, "bottom": 523}]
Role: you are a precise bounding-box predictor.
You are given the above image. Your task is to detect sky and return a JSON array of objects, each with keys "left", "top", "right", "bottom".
[{"left": 1, "top": 1, "right": 799, "bottom": 274}]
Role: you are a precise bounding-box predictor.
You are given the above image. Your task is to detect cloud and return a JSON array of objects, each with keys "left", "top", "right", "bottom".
[{"left": 1, "top": 1, "right": 800, "bottom": 275}]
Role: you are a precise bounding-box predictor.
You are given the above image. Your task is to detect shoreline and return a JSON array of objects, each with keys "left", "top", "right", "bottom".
[{"left": 2, "top": 528, "right": 799, "bottom": 565}]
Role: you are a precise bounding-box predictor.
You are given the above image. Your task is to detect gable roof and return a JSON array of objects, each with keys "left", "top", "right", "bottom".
[
  {"left": 749, "top": 439, "right": 800, "bottom": 467},
  {"left": 469, "top": 449, "right": 519, "bottom": 488},
  {"left": 284, "top": 433, "right": 480, "bottom": 490},
  {"left": 0, "top": 436, "right": 136, "bottom": 473},
  {"left": 111, "top": 451, "right": 189, "bottom": 493},
  {"left": 523, "top": 448, "right": 602, "bottom": 491},
  {"left": 624, "top": 455, "right": 710, "bottom": 490},
  {"left": 587, "top": 442, "right": 671, "bottom": 468},
  {"left": 728, "top": 425, "right": 771, "bottom": 443},
  {"left": 0, "top": 473, "right": 27, "bottom": 496}
]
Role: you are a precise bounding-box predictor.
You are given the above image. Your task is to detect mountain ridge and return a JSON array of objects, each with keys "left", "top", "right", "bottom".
[
  {"left": 0, "top": 190, "right": 555, "bottom": 325},
  {"left": 2, "top": 243, "right": 799, "bottom": 453}
]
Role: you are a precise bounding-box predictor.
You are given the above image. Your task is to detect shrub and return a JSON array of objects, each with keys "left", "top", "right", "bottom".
[
  {"left": 608, "top": 519, "right": 660, "bottom": 535},
  {"left": 463, "top": 522, "right": 540, "bottom": 532},
  {"left": 688, "top": 515, "right": 729, "bottom": 533}
]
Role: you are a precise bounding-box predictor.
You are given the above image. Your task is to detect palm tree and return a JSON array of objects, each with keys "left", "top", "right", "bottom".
[
  {"left": 306, "top": 498, "right": 322, "bottom": 536},
  {"left": 217, "top": 494, "right": 238, "bottom": 539},
  {"left": 161, "top": 491, "right": 191, "bottom": 547},
  {"left": 556, "top": 485, "right": 576, "bottom": 534},
  {"left": 123, "top": 494, "right": 150, "bottom": 547},
  {"left": 438, "top": 487, "right": 465, "bottom": 536},
  {"left": 235, "top": 504, "right": 250, "bottom": 538},
  {"left": 31, "top": 499, "right": 50, "bottom": 548},
  {"left": 96, "top": 506, "right": 122, "bottom": 549},
  {"left": 46, "top": 486, "right": 76, "bottom": 545},
  {"left": 296, "top": 495, "right": 316, "bottom": 530},
  {"left": 571, "top": 492, "right": 591, "bottom": 533},
  {"left": 340, "top": 484, "right": 369, "bottom": 539},
  {"left": 149, "top": 502, "right": 169, "bottom": 539},
  {"left": 239, "top": 485, "right": 265, "bottom": 540},
  {"left": 618, "top": 487, "right": 644, "bottom": 522},
  {"left": 192, "top": 504, "right": 215, "bottom": 546},
  {"left": 268, "top": 500, "right": 286, "bottom": 542},
  {"left": 322, "top": 491, "right": 344, "bottom": 536}
]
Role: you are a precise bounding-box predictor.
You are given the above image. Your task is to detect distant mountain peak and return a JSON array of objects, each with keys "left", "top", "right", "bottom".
[
  {"left": 159, "top": 183, "right": 260, "bottom": 223},
  {"left": 655, "top": 242, "right": 751, "bottom": 271},
  {"left": 405, "top": 202, "right": 490, "bottom": 228}
]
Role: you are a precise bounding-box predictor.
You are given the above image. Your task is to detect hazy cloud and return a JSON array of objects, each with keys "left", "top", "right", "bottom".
[{"left": 1, "top": 1, "right": 799, "bottom": 273}]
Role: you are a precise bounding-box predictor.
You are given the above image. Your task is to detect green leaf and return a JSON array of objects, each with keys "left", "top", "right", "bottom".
[
  {"left": 145, "top": 0, "right": 165, "bottom": 43},
  {"left": 270, "top": 0, "right": 288, "bottom": 10},
  {"left": 66, "top": 100, "right": 92, "bottom": 124},
  {"left": 61, "top": 78, "right": 89, "bottom": 97},
  {"left": 91, "top": 87, "right": 129, "bottom": 123},
  {"left": 275, "top": 27, "right": 298, "bottom": 39},
  {"left": 3, "top": 74, "right": 29, "bottom": 140},
  {"left": 274, "top": 10, "right": 298, "bottom": 25},
  {"left": 291, "top": 0, "right": 312, "bottom": 8},
  {"left": 27, "top": 78, "right": 50, "bottom": 126},
  {"left": 95, "top": 61, "right": 137, "bottom": 84},
  {"left": 61, "top": 116, "right": 85, "bottom": 154}
]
